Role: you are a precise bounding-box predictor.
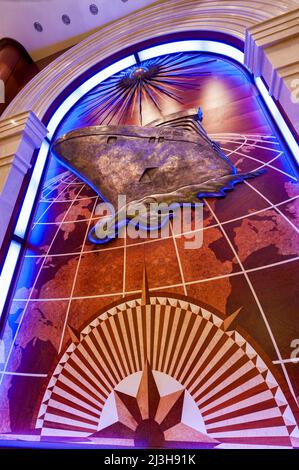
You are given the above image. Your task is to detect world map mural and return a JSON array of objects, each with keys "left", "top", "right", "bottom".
[{"left": 0, "top": 52, "right": 298, "bottom": 449}]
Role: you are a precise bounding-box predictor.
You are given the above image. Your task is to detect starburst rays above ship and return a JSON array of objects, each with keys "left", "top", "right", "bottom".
[{"left": 75, "top": 53, "right": 216, "bottom": 125}]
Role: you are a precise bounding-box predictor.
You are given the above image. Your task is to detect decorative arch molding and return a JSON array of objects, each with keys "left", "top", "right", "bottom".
[{"left": 2, "top": 0, "right": 298, "bottom": 121}]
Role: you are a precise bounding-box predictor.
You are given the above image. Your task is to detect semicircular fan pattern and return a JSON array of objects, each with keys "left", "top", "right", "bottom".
[
  {"left": 73, "top": 53, "right": 216, "bottom": 126},
  {"left": 36, "top": 295, "right": 298, "bottom": 447}
]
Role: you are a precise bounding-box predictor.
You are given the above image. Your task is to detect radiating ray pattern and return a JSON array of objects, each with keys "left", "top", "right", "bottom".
[
  {"left": 75, "top": 53, "right": 216, "bottom": 125},
  {"left": 36, "top": 295, "right": 298, "bottom": 447}
]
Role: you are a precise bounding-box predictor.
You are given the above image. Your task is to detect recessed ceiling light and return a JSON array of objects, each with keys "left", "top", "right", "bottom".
[
  {"left": 33, "top": 22, "right": 43, "bottom": 32},
  {"left": 62, "top": 14, "right": 71, "bottom": 25},
  {"left": 89, "top": 4, "right": 99, "bottom": 15}
]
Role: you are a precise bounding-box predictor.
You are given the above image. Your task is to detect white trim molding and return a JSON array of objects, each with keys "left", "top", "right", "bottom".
[
  {"left": 2, "top": 0, "right": 298, "bottom": 121},
  {"left": 0, "top": 112, "right": 48, "bottom": 247},
  {"left": 245, "top": 7, "right": 299, "bottom": 137}
]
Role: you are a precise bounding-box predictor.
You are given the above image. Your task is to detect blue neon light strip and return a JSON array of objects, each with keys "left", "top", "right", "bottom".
[
  {"left": 0, "top": 40, "right": 298, "bottom": 325},
  {"left": 47, "top": 55, "right": 137, "bottom": 139},
  {"left": 138, "top": 40, "right": 245, "bottom": 65},
  {"left": 255, "top": 77, "right": 299, "bottom": 164},
  {"left": 14, "top": 140, "right": 50, "bottom": 239},
  {"left": 0, "top": 241, "right": 21, "bottom": 319}
]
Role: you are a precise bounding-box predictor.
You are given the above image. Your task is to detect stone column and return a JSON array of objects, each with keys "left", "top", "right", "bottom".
[
  {"left": 0, "top": 111, "right": 48, "bottom": 247},
  {"left": 245, "top": 8, "right": 299, "bottom": 137}
]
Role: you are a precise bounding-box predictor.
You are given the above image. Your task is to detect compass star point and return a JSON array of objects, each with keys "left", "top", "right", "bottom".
[{"left": 95, "top": 362, "right": 214, "bottom": 448}]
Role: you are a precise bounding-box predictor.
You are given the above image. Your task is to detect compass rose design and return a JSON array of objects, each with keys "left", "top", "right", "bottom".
[
  {"left": 92, "top": 361, "right": 219, "bottom": 448},
  {"left": 36, "top": 269, "right": 299, "bottom": 448}
]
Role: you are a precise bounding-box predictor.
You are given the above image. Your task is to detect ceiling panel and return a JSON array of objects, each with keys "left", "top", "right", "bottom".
[{"left": 0, "top": 0, "right": 156, "bottom": 59}]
